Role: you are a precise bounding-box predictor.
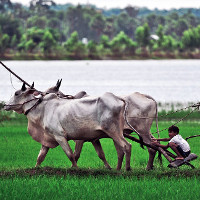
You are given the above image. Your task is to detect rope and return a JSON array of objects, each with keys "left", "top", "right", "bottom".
[
  {"left": 9, "top": 73, "right": 17, "bottom": 90},
  {"left": 127, "top": 102, "right": 200, "bottom": 119},
  {"left": 152, "top": 106, "right": 199, "bottom": 134},
  {"left": 4, "top": 97, "right": 41, "bottom": 109},
  {"left": 186, "top": 135, "right": 200, "bottom": 141},
  {"left": 127, "top": 105, "right": 199, "bottom": 138}
]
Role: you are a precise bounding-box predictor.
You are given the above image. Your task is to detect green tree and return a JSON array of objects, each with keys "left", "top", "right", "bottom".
[
  {"left": 156, "top": 25, "right": 164, "bottom": 48},
  {"left": 25, "top": 39, "right": 36, "bottom": 52},
  {"left": 146, "top": 14, "right": 157, "bottom": 32},
  {"left": 66, "top": 5, "right": 94, "bottom": 40},
  {"left": 0, "top": 34, "right": 10, "bottom": 54},
  {"left": 27, "top": 16, "right": 47, "bottom": 29},
  {"left": 100, "top": 35, "right": 110, "bottom": 48},
  {"left": 40, "top": 30, "right": 56, "bottom": 54},
  {"left": 110, "top": 31, "right": 136, "bottom": 56},
  {"left": 17, "top": 27, "right": 49, "bottom": 52},
  {"left": 48, "top": 18, "right": 60, "bottom": 29},
  {"left": 17, "top": 34, "right": 27, "bottom": 51},
  {"left": 11, "top": 34, "right": 17, "bottom": 48},
  {"left": 115, "top": 12, "right": 137, "bottom": 38},
  {"left": 181, "top": 25, "right": 200, "bottom": 49},
  {"left": 90, "top": 14, "right": 105, "bottom": 39},
  {"left": 161, "top": 35, "right": 177, "bottom": 51},
  {"left": 104, "top": 16, "right": 115, "bottom": 38},
  {"left": 135, "top": 23, "right": 150, "bottom": 48},
  {"left": 64, "top": 31, "right": 88, "bottom": 59},
  {"left": 0, "top": 15, "right": 21, "bottom": 39},
  {"left": 87, "top": 40, "right": 99, "bottom": 59},
  {"left": 176, "top": 19, "right": 188, "bottom": 37},
  {"left": 0, "top": 0, "right": 12, "bottom": 12}
]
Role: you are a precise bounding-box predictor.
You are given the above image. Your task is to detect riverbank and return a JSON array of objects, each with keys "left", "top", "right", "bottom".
[{"left": 1, "top": 51, "right": 200, "bottom": 60}]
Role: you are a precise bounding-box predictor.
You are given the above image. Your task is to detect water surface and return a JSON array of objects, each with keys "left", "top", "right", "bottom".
[{"left": 0, "top": 60, "right": 200, "bottom": 103}]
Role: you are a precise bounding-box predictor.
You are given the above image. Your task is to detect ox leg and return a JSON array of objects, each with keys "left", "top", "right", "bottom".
[
  {"left": 113, "top": 141, "right": 124, "bottom": 170},
  {"left": 92, "top": 140, "right": 112, "bottom": 169},
  {"left": 74, "top": 140, "right": 84, "bottom": 162},
  {"left": 147, "top": 147, "right": 157, "bottom": 170},
  {"left": 35, "top": 145, "right": 49, "bottom": 167},
  {"left": 55, "top": 136, "right": 77, "bottom": 168},
  {"left": 137, "top": 129, "right": 157, "bottom": 170},
  {"left": 109, "top": 135, "right": 131, "bottom": 171}
]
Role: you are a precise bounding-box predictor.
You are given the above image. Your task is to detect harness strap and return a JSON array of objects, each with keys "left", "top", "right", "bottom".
[{"left": 24, "top": 97, "right": 43, "bottom": 115}]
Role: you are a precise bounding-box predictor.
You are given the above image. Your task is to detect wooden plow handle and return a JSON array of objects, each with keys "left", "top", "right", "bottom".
[{"left": 124, "top": 133, "right": 173, "bottom": 163}]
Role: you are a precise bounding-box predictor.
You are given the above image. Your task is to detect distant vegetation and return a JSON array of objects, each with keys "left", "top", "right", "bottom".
[{"left": 0, "top": 0, "right": 200, "bottom": 60}]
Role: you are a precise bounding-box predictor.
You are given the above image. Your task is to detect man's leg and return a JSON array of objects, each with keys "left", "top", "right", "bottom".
[{"left": 169, "top": 142, "right": 184, "bottom": 160}]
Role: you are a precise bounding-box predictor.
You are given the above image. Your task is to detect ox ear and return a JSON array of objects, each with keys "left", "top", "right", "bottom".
[
  {"left": 21, "top": 82, "right": 26, "bottom": 91},
  {"left": 31, "top": 82, "right": 34, "bottom": 89},
  {"left": 56, "top": 79, "right": 62, "bottom": 90}
]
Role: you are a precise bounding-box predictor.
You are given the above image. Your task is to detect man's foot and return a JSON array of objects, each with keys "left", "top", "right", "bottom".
[{"left": 175, "top": 157, "right": 184, "bottom": 160}]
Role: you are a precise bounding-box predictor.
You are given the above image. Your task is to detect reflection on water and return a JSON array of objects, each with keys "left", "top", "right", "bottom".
[{"left": 0, "top": 60, "right": 200, "bottom": 103}]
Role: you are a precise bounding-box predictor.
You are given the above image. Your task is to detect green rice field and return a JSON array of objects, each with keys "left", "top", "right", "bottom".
[{"left": 1, "top": 116, "right": 200, "bottom": 200}]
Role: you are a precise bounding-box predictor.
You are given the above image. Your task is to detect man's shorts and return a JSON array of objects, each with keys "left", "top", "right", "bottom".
[{"left": 177, "top": 145, "right": 190, "bottom": 158}]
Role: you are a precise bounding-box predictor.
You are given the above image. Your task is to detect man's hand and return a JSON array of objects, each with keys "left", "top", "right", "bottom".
[
  {"left": 151, "top": 140, "right": 159, "bottom": 146},
  {"left": 152, "top": 138, "right": 157, "bottom": 142}
]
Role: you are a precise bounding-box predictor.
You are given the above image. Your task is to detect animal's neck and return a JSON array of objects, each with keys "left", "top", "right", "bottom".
[{"left": 23, "top": 98, "right": 42, "bottom": 116}]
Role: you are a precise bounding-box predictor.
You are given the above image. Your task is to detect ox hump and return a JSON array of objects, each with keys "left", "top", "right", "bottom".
[{"left": 98, "top": 92, "right": 125, "bottom": 112}]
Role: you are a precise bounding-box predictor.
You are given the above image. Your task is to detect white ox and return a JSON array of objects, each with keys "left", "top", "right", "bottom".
[
  {"left": 74, "top": 93, "right": 158, "bottom": 170},
  {"left": 4, "top": 83, "right": 132, "bottom": 170},
  {"left": 46, "top": 80, "right": 159, "bottom": 170}
]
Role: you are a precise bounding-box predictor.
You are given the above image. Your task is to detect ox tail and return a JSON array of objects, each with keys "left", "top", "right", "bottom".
[
  {"left": 155, "top": 102, "right": 160, "bottom": 139},
  {"left": 120, "top": 98, "right": 144, "bottom": 149},
  {"left": 134, "top": 94, "right": 162, "bottom": 162},
  {"left": 143, "top": 94, "right": 160, "bottom": 138},
  {"left": 152, "top": 99, "right": 162, "bottom": 164}
]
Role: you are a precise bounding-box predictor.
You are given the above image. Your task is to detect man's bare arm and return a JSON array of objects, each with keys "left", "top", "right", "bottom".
[
  {"left": 152, "top": 141, "right": 169, "bottom": 149},
  {"left": 153, "top": 138, "right": 170, "bottom": 142}
]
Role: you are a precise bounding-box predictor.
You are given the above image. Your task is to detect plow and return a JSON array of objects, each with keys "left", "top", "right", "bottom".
[{"left": 124, "top": 133, "right": 198, "bottom": 168}]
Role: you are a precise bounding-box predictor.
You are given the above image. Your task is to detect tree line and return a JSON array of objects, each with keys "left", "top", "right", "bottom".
[{"left": 0, "top": 0, "right": 200, "bottom": 59}]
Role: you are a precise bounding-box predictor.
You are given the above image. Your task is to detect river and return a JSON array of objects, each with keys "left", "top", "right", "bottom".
[{"left": 0, "top": 60, "right": 200, "bottom": 103}]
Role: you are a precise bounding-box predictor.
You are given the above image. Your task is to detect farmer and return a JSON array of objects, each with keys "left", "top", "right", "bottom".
[{"left": 152, "top": 125, "right": 191, "bottom": 160}]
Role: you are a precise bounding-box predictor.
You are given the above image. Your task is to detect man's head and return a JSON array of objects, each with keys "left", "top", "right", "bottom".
[{"left": 168, "top": 125, "right": 179, "bottom": 138}]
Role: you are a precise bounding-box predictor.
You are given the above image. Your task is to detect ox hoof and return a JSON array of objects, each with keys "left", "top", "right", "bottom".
[
  {"left": 106, "top": 165, "right": 112, "bottom": 170},
  {"left": 126, "top": 167, "right": 132, "bottom": 171},
  {"left": 35, "top": 164, "right": 41, "bottom": 168},
  {"left": 146, "top": 166, "right": 154, "bottom": 171},
  {"left": 71, "top": 165, "right": 78, "bottom": 169}
]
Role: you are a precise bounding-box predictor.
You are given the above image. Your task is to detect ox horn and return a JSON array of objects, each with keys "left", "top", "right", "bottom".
[
  {"left": 31, "top": 82, "right": 34, "bottom": 89},
  {"left": 56, "top": 79, "right": 62, "bottom": 90},
  {"left": 56, "top": 79, "right": 59, "bottom": 86},
  {"left": 21, "top": 82, "right": 26, "bottom": 91}
]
